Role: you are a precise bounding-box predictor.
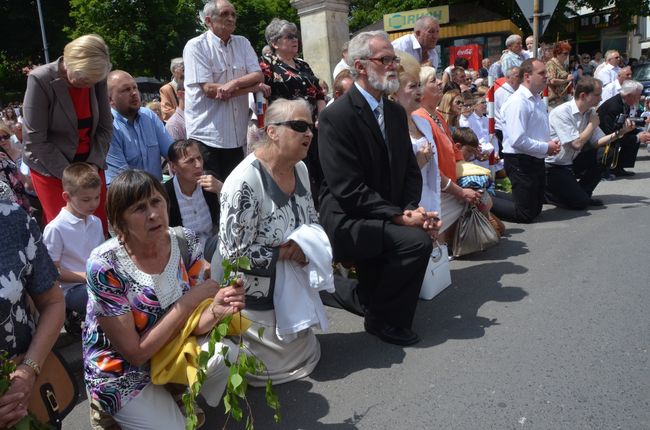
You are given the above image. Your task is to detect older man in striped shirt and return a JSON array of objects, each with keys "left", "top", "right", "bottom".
[{"left": 183, "top": 0, "right": 263, "bottom": 181}]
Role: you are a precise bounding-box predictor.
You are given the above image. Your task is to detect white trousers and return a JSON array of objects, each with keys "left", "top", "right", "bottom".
[{"left": 113, "top": 337, "right": 238, "bottom": 430}]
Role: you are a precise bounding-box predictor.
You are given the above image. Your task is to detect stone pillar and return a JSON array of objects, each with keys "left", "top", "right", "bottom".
[{"left": 291, "top": 0, "right": 350, "bottom": 90}]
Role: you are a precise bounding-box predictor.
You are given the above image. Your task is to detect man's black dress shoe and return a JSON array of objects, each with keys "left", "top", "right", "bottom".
[
  {"left": 612, "top": 168, "right": 635, "bottom": 177},
  {"left": 588, "top": 198, "right": 604, "bottom": 206},
  {"left": 364, "top": 318, "right": 420, "bottom": 346}
]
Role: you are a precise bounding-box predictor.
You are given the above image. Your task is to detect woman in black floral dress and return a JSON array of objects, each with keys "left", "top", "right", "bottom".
[{"left": 260, "top": 18, "right": 326, "bottom": 205}]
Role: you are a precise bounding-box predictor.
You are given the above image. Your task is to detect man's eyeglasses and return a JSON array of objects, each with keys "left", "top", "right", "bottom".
[
  {"left": 453, "top": 100, "right": 464, "bottom": 105},
  {"left": 282, "top": 33, "right": 299, "bottom": 40},
  {"left": 269, "top": 120, "right": 314, "bottom": 133},
  {"left": 366, "top": 56, "right": 401, "bottom": 66},
  {"left": 0, "top": 134, "right": 10, "bottom": 140}
]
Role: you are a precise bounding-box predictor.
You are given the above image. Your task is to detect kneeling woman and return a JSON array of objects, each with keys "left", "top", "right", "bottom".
[
  {"left": 83, "top": 170, "right": 244, "bottom": 428},
  {"left": 219, "top": 98, "right": 327, "bottom": 386}
]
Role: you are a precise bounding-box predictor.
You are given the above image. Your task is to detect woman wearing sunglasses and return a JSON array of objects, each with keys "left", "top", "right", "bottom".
[
  {"left": 219, "top": 98, "right": 327, "bottom": 386},
  {"left": 259, "top": 18, "right": 326, "bottom": 205}
]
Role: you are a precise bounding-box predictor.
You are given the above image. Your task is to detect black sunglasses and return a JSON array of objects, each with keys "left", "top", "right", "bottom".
[
  {"left": 269, "top": 120, "right": 314, "bottom": 133},
  {"left": 0, "top": 134, "right": 11, "bottom": 140}
]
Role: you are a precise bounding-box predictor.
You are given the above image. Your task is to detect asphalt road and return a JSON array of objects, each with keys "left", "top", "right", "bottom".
[{"left": 61, "top": 152, "right": 650, "bottom": 430}]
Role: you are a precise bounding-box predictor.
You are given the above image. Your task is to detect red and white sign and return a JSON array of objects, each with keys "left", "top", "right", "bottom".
[{"left": 449, "top": 44, "right": 482, "bottom": 71}]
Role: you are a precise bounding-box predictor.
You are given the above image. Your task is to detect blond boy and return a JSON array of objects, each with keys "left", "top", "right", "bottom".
[{"left": 43, "top": 162, "right": 105, "bottom": 334}]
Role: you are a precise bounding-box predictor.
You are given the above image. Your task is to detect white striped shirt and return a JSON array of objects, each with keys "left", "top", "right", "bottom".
[{"left": 183, "top": 31, "right": 260, "bottom": 149}]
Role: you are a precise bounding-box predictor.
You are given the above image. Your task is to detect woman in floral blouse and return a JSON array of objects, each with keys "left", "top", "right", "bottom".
[
  {"left": 546, "top": 41, "right": 573, "bottom": 109},
  {"left": 0, "top": 201, "right": 64, "bottom": 428},
  {"left": 219, "top": 99, "right": 323, "bottom": 386},
  {"left": 82, "top": 170, "right": 245, "bottom": 428},
  {"left": 260, "top": 18, "right": 327, "bottom": 204}
]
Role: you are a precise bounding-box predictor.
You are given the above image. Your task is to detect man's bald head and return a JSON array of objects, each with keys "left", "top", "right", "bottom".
[{"left": 107, "top": 70, "right": 141, "bottom": 119}]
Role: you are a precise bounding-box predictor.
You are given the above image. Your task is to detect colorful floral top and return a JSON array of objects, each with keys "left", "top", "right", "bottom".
[
  {"left": 546, "top": 58, "right": 571, "bottom": 108},
  {"left": 82, "top": 227, "right": 204, "bottom": 415},
  {"left": 259, "top": 54, "right": 324, "bottom": 114},
  {"left": 0, "top": 201, "right": 58, "bottom": 357}
]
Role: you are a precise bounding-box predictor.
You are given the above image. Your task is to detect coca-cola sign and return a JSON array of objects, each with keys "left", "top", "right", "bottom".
[
  {"left": 456, "top": 48, "right": 474, "bottom": 56},
  {"left": 449, "top": 44, "right": 483, "bottom": 71}
]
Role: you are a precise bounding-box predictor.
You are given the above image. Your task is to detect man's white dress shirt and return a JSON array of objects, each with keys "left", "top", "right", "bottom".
[{"left": 183, "top": 31, "right": 261, "bottom": 149}]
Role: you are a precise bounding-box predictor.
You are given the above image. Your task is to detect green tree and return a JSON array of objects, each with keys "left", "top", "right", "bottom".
[
  {"left": 66, "top": 0, "right": 298, "bottom": 80},
  {"left": 0, "top": 0, "right": 71, "bottom": 102},
  {"left": 67, "top": 0, "right": 205, "bottom": 79},
  {"left": 230, "top": 0, "right": 299, "bottom": 53}
]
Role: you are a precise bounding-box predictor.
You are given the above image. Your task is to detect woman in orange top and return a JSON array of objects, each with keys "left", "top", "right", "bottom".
[{"left": 414, "top": 67, "right": 482, "bottom": 241}]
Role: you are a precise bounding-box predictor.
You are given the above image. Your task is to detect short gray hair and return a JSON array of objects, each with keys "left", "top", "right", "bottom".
[
  {"left": 203, "top": 1, "right": 218, "bottom": 20},
  {"left": 505, "top": 66, "right": 520, "bottom": 78},
  {"left": 170, "top": 57, "right": 183, "bottom": 74},
  {"left": 346, "top": 30, "right": 390, "bottom": 78},
  {"left": 620, "top": 80, "right": 643, "bottom": 96},
  {"left": 202, "top": 0, "right": 233, "bottom": 21},
  {"left": 257, "top": 98, "right": 312, "bottom": 150},
  {"left": 505, "top": 34, "right": 522, "bottom": 48},
  {"left": 414, "top": 15, "right": 439, "bottom": 31},
  {"left": 265, "top": 18, "right": 298, "bottom": 49}
]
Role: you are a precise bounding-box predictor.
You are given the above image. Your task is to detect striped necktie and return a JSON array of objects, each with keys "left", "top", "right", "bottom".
[{"left": 374, "top": 104, "right": 386, "bottom": 141}]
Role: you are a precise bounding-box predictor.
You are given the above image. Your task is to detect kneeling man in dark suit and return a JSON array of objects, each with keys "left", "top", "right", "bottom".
[{"left": 318, "top": 31, "right": 440, "bottom": 345}]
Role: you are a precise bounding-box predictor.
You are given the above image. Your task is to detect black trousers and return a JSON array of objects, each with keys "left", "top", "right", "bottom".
[
  {"left": 545, "top": 148, "right": 604, "bottom": 209},
  {"left": 503, "top": 153, "right": 546, "bottom": 223},
  {"left": 615, "top": 134, "right": 641, "bottom": 169},
  {"left": 355, "top": 223, "right": 433, "bottom": 329},
  {"left": 490, "top": 190, "right": 517, "bottom": 222},
  {"left": 193, "top": 140, "right": 245, "bottom": 182},
  {"left": 495, "top": 129, "right": 504, "bottom": 157},
  {"left": 323, "top": 222, "right": 432, "bottom": 329}
]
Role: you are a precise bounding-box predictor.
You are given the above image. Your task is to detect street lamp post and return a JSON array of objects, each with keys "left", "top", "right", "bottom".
[{"left": 36, "top": 0, "right": 50, "bottom": 63}]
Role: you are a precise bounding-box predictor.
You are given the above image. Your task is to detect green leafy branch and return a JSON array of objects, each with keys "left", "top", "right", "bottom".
[{"left": 182, "top": 256, "right": 281, "bottom": 430}]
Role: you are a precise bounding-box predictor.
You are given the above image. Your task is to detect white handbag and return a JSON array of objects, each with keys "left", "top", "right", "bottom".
[{"left": 419, "top": 242, "right": 452, "bottom": 300}]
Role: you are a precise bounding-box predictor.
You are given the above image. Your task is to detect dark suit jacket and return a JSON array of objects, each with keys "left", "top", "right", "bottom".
[
  {"left": 318, "top": 84, "right": 422, "bottom": 261},
  {"left": 164, "top": 178, "right": 220, "bottom": 232},
  {"left": 22, "top": 58, "right": 112, "bottom": 178},
  {"left": 597, "top": 94, "right": 640, "bottom": 168}
]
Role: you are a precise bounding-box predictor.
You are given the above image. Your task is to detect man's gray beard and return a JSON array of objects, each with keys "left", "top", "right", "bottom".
[{"left": 368, "top": 69, "right": 400, "bottom": 94}]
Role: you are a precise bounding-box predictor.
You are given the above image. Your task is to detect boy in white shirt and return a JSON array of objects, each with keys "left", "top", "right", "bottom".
[{"left": 43, "top": 162, "right": 105, "bottom": 335}]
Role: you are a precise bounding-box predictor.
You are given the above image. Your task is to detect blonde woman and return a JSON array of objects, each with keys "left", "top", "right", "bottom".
[
  {"left": 437, "top": 89, "right": 463, "bottom": 132},
  {"left": 22, "top": 34, "right": 112, "bottom": 232}
]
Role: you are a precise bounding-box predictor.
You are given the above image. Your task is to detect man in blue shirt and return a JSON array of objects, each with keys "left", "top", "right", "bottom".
[{"left": 106, "top": 70, "right": 174, "bottom": 184}]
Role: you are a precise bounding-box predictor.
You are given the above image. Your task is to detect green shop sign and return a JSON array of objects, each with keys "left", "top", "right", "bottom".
[{"left": 383, "top": 6, "right": 450, "bottom": 31}]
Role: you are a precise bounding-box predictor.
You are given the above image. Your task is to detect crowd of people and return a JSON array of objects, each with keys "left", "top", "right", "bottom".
[{"left": 1, "top": 2, "right": 649, "bottom": 429}]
